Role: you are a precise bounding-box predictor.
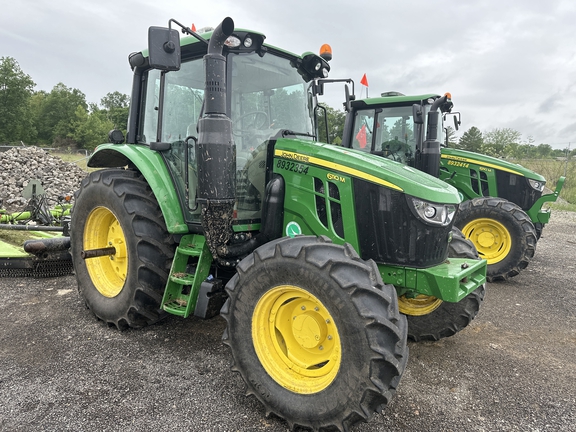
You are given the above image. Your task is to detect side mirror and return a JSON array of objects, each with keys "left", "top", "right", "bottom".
[
  {"left": 412, "top": 104, "right": 423, "bottom": 124},
  {"left": 453, "top": 113, "right": 461, "bottom": 131},
  {"left": 148, "top": 27, "right": 181, "bottom": 71}
]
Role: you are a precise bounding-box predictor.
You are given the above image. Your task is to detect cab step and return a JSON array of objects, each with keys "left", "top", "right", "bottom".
[{"left": 161, "top": 234, "right": 212, "bottom": 318}]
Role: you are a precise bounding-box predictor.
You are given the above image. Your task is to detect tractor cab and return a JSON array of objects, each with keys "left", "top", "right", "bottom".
[
  {"left": 342, "top": 91, "right": 453, "bottom": 173},
  {"left": 123, "top": 26, "right": 327, "bottom": 227}
]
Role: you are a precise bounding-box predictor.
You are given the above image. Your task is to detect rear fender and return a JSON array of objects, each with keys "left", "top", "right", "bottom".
[{"left": 88, "top": 144, "right": 188, "bottom": 234}]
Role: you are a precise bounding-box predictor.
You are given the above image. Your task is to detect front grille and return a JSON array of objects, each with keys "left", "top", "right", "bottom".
[
  {"left": 495, "top": 171, "right": 542, "bottom": 211},
  {"left": 353, "top": 179, "right": 452, "bottom": 268}
]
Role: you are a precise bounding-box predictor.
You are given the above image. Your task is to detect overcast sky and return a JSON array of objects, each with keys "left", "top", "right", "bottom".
[{"left": 2, "top": 0, "right": 575, "bottom": 148}]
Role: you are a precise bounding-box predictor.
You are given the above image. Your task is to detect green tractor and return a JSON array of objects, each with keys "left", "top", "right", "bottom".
[
  {"left": 341, "top": 91, "right": 564, "bottom": 282},
  {"left": 62, "top": 18, "right": 486, "bottom": 431}
]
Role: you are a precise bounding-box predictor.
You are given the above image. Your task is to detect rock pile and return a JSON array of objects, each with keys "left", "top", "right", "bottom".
[{"left": 0, "top": 146, "right": 87, "bottom": 213}]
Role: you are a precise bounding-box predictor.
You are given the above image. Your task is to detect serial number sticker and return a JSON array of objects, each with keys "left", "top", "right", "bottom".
[
  {"left": 276, "top": 159, "right": 309, "bottom": 174},
  {"left": 447, "top": 160, "right": 470, "bottom": 168}
]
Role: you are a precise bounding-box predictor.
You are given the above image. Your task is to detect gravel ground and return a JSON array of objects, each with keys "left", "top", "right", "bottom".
[{"left": 1, "top": 211, "right": 575, "bottom": 432}]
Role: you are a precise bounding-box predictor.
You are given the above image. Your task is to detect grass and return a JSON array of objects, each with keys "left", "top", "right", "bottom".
[
  {"left": 515, "top": 158, "right": 574, "bottom": 204},
  {"left": 53, "top": 152, "right": 92, "bottom": 172}
]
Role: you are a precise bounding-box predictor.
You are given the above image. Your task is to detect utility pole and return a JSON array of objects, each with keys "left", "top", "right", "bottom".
[{"left": 565, "top": 143, "right": 570, "bottom": 177}]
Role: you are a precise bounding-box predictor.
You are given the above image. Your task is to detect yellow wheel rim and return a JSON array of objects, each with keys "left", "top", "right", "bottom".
[
  {"left": 84, "top": 207, "right": 128, "bottom": 298},
  {"left": 398, "top": 294, "right": 443, "bottom": 316},
  {"left": 252, "top": 285, "right": 341, "bottom": 394},
  {"left": 462, "top": 218, "right": 511, "bottom": 265}
]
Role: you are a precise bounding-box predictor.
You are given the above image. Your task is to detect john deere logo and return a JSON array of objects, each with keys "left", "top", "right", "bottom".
[{"left": 286, "top": 221, "right": 302, "bottom": 238}]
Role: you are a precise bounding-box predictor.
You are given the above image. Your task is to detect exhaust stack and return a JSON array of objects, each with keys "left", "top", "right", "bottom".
[{"left": 196, "top": 17, "right": 237, "bottom": 261}]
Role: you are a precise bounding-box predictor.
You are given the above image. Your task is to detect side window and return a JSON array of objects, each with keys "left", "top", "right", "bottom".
[
  {"left": 140, "top": 69, "right": 161, "bottom": 144},
  {"left": 139, "top": 58, "right": 205, "bottom": 221},
  {"left": 351, "top": 110, "right": 375, "bottom": 152}
]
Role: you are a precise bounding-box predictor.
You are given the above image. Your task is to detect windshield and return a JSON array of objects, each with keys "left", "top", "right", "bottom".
[
  {"left": 230, "top": 52, "right": 314, "bottom": 151},
  {"left": 350, "top": 103, "right": 443, "bottom": 165},
  {"left": 230, "top": 51, "right": 315, "bottom": 221}
]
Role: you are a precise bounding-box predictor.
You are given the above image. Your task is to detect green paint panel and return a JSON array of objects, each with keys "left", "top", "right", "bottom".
[
  {"left": 441, "top": 148, "right": 546, "bottom": 181},
  {"left": 274, "top": 138, "right": 461, "bottom": 204},
  {"left": 88, "top": 144, "right": 188, "bottom": 234},
  {"left": 380, "top": 258, "right": 487, "bottom": 303}
]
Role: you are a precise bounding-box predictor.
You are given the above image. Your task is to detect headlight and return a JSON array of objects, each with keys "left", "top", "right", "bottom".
[
  {"left": 528, "top": 178, "right": 545, "bottom": 192},
  {"left": 409, "top": 197, "right": 456, "bottom": 226}
]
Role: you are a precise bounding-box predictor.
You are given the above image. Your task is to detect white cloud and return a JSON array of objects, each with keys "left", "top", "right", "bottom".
[{"left": 1, "top": 0, "right": 575, "bottom": 146}]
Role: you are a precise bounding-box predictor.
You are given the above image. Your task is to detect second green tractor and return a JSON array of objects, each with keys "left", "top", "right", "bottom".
[{"left": 341, "top": 91, "right": 564, "bottom": 282}]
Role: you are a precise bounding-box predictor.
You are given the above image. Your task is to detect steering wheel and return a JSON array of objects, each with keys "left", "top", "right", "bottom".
[
  {"left": 233, "top": 111, "right": 269, "bottom": 136},
  {"left": 380, "top": 139, "right": 413, "bottom": 163}
]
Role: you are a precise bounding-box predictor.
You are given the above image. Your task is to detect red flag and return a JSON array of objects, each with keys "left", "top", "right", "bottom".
[
  {"left": 355, "top": 124, "right": 367, "bottom": 148},
  {"left": 360, "top": 73, "right": 369, "bottom": 87}
]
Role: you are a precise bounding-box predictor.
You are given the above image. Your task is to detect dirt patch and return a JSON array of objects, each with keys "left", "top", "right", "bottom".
[{"left": 0, "top": 212, "right": 575, "bottom": 431}]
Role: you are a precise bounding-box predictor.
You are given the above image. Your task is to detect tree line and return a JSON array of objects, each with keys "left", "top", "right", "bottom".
[
  {"left": 0, "top": 57, "right": 128, "bottom": 150},
  {"left": 445, "top": 126, "right": 573, "bottom": 159},
  {"left": 2, "top": 56, "right": 572, "bottom": 159}
]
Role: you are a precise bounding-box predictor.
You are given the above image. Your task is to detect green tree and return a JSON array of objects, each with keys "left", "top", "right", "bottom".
[
  {"left": 317, "top": 103, "right": 345, "bottom": 145},
  {"left": 535, "top": 143, "right": 552, "bottom": 158},
  {"left": 36, "top": 83, "right": 87, "bottom": 145},
  {"left": 482, "top": 128, "right": 521, "bottom": 157},
  {"left": 0, "top": 57, "right": 36, "bottom": 143},
  {"left": 70, "top": 105, "right": 114, "bottom": 150},
  {"left": 458, "top": 126, "right": 483, "bottom": 152},
  {"left": 101, "top": 91, "right": 130, "bottom": 130}
]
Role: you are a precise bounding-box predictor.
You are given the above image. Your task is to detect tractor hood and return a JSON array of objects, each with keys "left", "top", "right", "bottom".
[
  {"left": 274, "top": 138, "right": 462, "bottom": 204},
  {"left": 441, "top": 148, "right": 546, "bottom": 182}
]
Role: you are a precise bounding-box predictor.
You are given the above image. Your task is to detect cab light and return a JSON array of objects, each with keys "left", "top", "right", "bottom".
[
  {"left": 225, "top": 36, "right": 241, "bottom": 48},
  {"left": 320, "top": 44, "right": 332, "bottom": 61}
]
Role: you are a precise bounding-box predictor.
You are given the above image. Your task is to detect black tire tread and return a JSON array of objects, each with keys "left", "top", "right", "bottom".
[
  {"left": 455, "top": 197, "right": 537, "bottom": 282},
  {"left": 71, "top": 169, "right": 175, "bottom": 329},
  {"left": 221, "top": 236, "right": 408, "bottom": 432}
]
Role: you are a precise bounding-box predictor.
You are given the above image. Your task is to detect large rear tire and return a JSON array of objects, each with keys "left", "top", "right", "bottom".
[
  {"left": 221, "top": 236, "right": 408, "bottom": 431},
  {"left": 70, "top": 169, "right": 175, "bottom": 330},
  {"left": 454, "top": 197, "right": 537, "bottom": 282},
  {"left": 399, "top": 228, "right": 486, "bottom": 342}
]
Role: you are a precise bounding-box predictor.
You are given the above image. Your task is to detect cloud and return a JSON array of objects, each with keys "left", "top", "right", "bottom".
[{"left": 1, "top": 0, "right": 575, "bottom": 146}]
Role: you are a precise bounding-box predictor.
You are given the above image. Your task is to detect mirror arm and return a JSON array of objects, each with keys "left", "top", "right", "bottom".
[{"left": 168, "top": 18, "right": 209, "bottom": 46}]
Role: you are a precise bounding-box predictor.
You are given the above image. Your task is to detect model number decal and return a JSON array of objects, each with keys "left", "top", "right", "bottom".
[
  {"left": 447, "top": 160, "right": 469, "bottom": 168},
  {"left": 276, "top": 159, "right": 309, "bottom": 174},
  {"left": 479, "top": 166, "right": 492, "bottom": 172},
  {"left": 327, "top": 173, "right": 346, "bottom": 183}
]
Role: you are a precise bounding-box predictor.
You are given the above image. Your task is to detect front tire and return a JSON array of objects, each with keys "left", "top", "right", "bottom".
[
  {"left": 221, "top": 236, "right": 408, "bottom": 431},
  {"left": 400, "top": 228, "right": 486, "bottom": 342},
  {"left": 454, "top": 197, "right": 537, "bottom": 282},
  {"left": 70, "top": 169, "right": 175, "bottom": 330}
]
